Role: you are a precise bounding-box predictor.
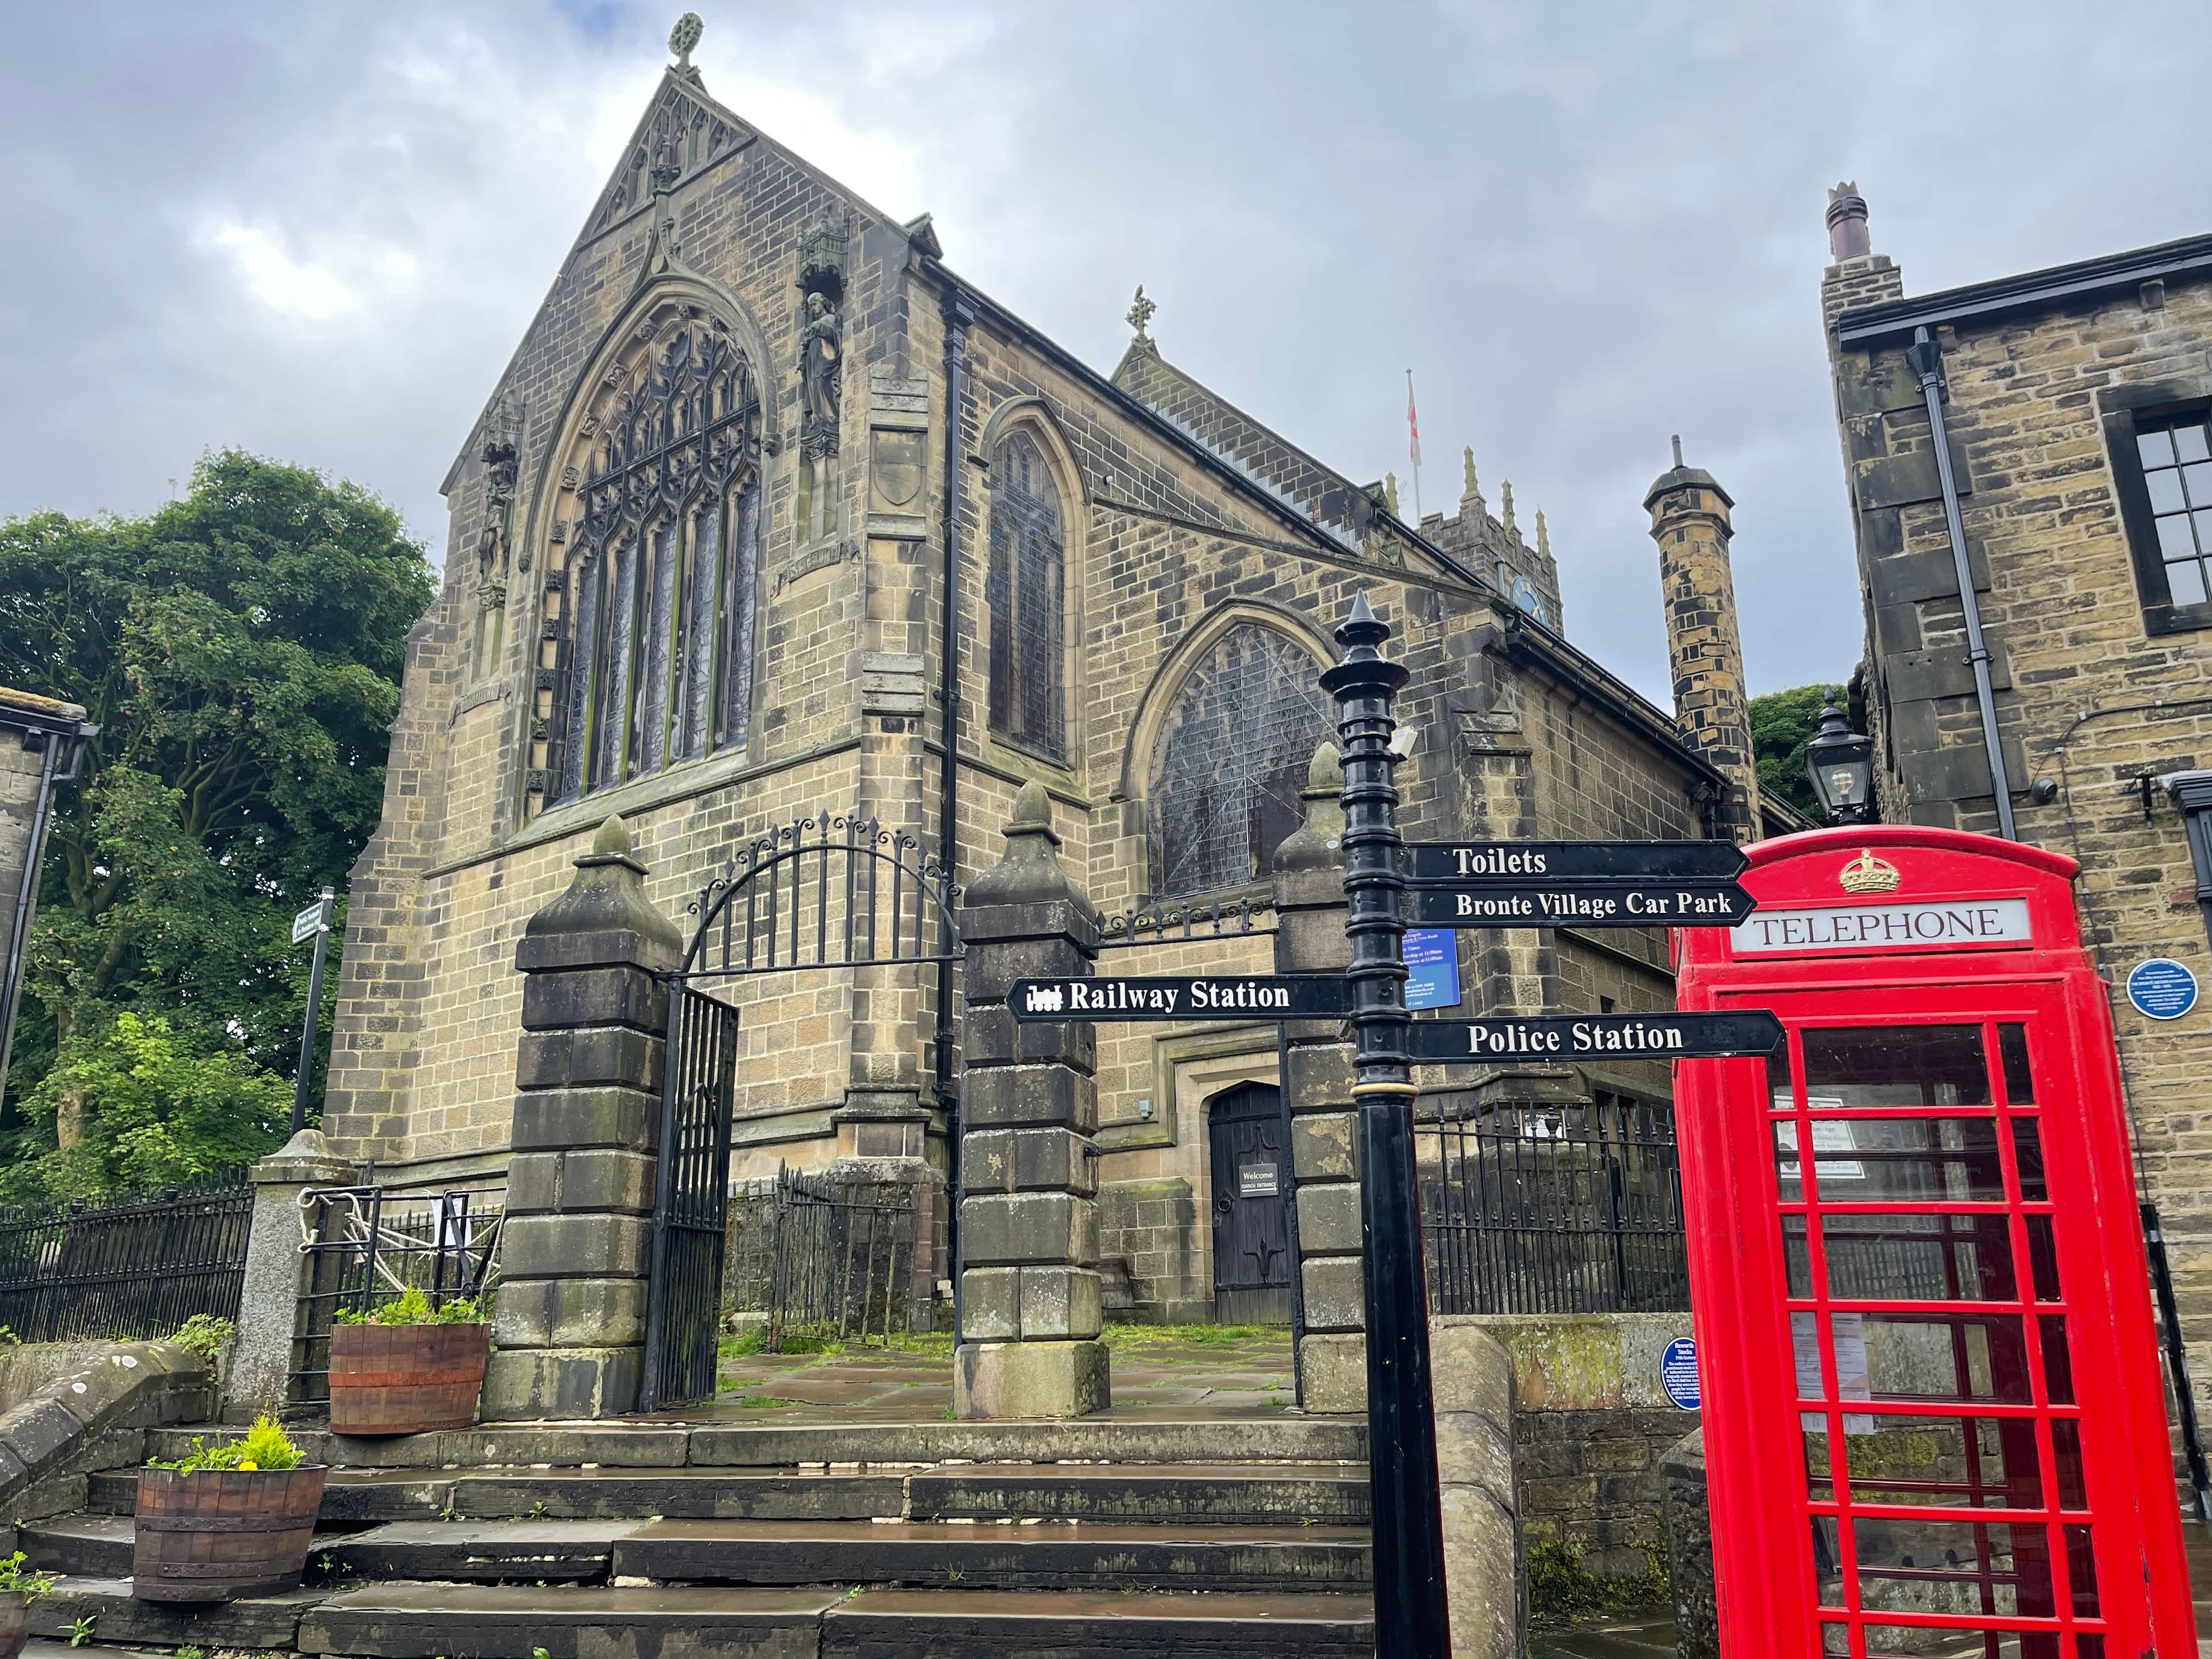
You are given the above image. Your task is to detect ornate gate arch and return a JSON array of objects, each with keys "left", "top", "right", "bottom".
[{"left": 639, "top": 812, "right": 962, "bottom": 1410}]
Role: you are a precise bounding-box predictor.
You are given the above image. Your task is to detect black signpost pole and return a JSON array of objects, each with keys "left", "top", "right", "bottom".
[{"left": 1321, "top": 594, "right": 1451, "bottom": 1655}]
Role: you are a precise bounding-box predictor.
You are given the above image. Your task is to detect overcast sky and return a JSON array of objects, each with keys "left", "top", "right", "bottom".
[{"left": 5, "top": 2, "right": 2208, "bottom": 704}]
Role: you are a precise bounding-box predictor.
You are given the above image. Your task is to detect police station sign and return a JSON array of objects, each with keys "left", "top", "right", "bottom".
[{"left": 1730, "top": 898, "right": 2033, "bottom": 956}]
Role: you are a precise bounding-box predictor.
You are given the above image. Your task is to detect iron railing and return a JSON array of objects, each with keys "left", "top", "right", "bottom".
[
  {"left": 1421, "top": 1094, "right": 1690, "bottom": 1316},
  {"left": 1096, "top": 894, "right": 1272, "bottom": 951},
  {"left": 0, "top": 1185, "right": 252, "bottom": 1344},
  {"left": 725, "top": 1166, "right": 918, "bottom": 1352},
  {"left": 288, "top": 1185, "right": 503, "bottom": 1409}
]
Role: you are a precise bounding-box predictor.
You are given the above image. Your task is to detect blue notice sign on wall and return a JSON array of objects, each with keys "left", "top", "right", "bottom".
[
  {"left": 1661, "top": 1338, "right": 1700, "bottom": 1411},
  {"left": 1404, "top": 928, "right": 1463, "bottom": 1011},
  {"left": 2127, "top": 957, "right": 2199, "bottom": 1022}
]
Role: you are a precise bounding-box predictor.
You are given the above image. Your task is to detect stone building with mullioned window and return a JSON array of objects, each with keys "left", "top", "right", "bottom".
[{"left": 321, "top": 20, "right": 1803, "bottom": 1357}]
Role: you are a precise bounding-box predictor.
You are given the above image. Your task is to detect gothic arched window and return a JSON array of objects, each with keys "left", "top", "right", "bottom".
[
  {"left": 1150, "top": 624, "right": 1330, "bottom": 898},
  {"left": 548, "top": 317, "right": 763, "bottom": 807},
  {"left": 987, "top": 431, "right": 1066, "bottom": 760}
]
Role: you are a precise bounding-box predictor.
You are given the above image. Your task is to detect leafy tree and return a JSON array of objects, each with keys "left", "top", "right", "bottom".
[
  {"left": 0, "top": 452, "right": 431, "bottom": 1199},
  {"left": 1751, "top": 682, "right": 1837, "bottom": 825}
]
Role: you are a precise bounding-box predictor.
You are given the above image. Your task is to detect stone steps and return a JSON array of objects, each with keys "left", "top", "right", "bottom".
[
  {"left": 141, "top": 1415, "right": 1366, "bottom": 1471},
  {"left": 88, "top": 1459, "right": 1369, "bottom": 1527},
  {"left": 298, "top": 1582, "right": 1375, "bottom": 1658}
]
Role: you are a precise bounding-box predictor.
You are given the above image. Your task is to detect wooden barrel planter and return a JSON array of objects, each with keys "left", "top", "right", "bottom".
[
  {"left": 132, "top": 1465, "right": 326, "bottom": 1602},
  {"left": 0, "top": 1591, "right": 32, "bottom": 1659},
  {"left": 328, "top": 1321, "right": 490, "bottom": 1435}
]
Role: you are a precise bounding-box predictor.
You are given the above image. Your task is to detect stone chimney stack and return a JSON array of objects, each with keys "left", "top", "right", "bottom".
[
  {"left": 1645, "top": 438, "right": 1758, "bottom": 842},
  {"left": 1821, "top": 180, "right": 1904, "bottom": 327}
]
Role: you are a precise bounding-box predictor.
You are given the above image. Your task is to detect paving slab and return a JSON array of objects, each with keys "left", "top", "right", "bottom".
[
  {"left": 821, "top": 1587, "right": 1374, "bottom": 1657},
  {"left": 452, "top": 1467, "right": 908, "bottom": 1520},
  {"left": 36, "top": 1575, "right": 322, "bottom": 1649},
  {"left": 909, "top": 1462, "right": 1370, "bottom": 1526},
  {"left": 299, "top": 1581, "right": 842, "bottom": 1659},
  {"left": 318, "top": 1518, "right": 642, "bottom": 1582}
]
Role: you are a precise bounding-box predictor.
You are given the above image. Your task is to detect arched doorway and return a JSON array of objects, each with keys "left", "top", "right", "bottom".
[{"left": 1207, "top": 1082, "right": 1292, "bottom": 1324}]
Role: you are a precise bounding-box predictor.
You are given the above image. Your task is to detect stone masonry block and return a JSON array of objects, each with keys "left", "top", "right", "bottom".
[
  {"left": 1296, "top": 1183, "right": 1363, "bottom": 1256},
  {"left": 961, "top": 1192, "right": 1096, "bottom": 1267},
  {"left": 1293, "top": 1111, "right": 1358, "bottom": 1182},
  {"left": 959, "top": 1267, "right": 1020, "bottom": 1341},
  {"left": 953, "top": 1338, "right": 1110, "bottom": 1419},
  {"left": 962, "top": 1005, "right": 1096, "bottom": 1072},
  {"left": 509, "top": 1085, "right": 659, "bottom": 1154},
  {"left": 492, "top": 1276, "right": 648, "bottom": 1350},
  {"left": 963, "top": 1128, "right": 1097, "bottom": 1197},
  {"left": 960, "top": 899, "right": 1098, "bottom": 950},
  {"left": 1018, "top": 1266, "right": 1103, "bottom": 1340},
  {"left": 1300, "top": 1333, "right": 1367, "bottom": 1413},
  {"left": 521, "top": 963, "right": 668, "bottom": 1035},
  {"left": 1284, "top": 1043, "right": 1355, "bottom": 1113},
  {"left": 516, "top": 1026, "right": 664, "bottom": 1092},
  {"left": 1273, "top": 865, "right": 1351, "bottom": 917},
  {"left": 961, "top": 936, "right": 1093, "bottom": 1005},
  {"left": 1302, "top": 1255, "right": 1367, "bottom": 1332},
  {"left": 501, "top": 1213, "right": 651, "bottom": 1281},
  {"left": 506, "top": 1149, "right": 654, "bottom": 1217},
  {"left": 1276, "top": 907, "right": 1356, "bottom": 972},
  {"left": 962, "top": 1064, "right": 1097, "bottom": 1132},
  {"left": 480, "top": 1345, "right": 642, "bottom": 1422}
]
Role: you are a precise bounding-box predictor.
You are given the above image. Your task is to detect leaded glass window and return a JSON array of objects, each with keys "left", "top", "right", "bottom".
[
  {"left": 1150, "top": 625, "right": 1330, "bottom": 897},
  {"left": 549, "top": 320, "right": 761, "bottom": 806},
  {"left": 987, "top": 431, "right": 1066, "bottom": 759}
]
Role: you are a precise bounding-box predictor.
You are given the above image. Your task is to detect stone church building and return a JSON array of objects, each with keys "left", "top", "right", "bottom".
[{"left": 320, "top": 23, "right": 1802, "bottom": 1337}]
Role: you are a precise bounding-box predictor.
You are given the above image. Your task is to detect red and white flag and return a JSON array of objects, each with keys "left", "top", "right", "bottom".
[{"left": 1405, "top": 370, "right": 1422, "bottom": 469}]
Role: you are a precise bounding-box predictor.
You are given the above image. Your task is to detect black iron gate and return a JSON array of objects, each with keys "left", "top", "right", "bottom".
[{"left": 638, "top": 812, "right": 961, "bottom": 1411}]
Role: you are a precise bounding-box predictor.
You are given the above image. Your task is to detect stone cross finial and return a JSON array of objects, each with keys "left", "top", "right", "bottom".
[
  {"left": 1462, "top": 447, "right": 1479, "bottom": 499},
  {"left": 1126, "top": 285, "right": 1156, "bottom": 342},
  {"left": 669, "top": 12, "right": 703, "bottom": 69},
  {"left": 1500, "top": 479, "right": 1517, "bottom": 538}
]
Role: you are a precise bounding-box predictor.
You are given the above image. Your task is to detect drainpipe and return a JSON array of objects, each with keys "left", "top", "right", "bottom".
[
  {"left": 0, "top": 715, "right": 92, "bottom": 1127},
  {"left": 1905, "top": 325, "right": 2017, "bottom": 839},
  {"left": 939, "top": 281, "right": 976, "bottom": 1338}
]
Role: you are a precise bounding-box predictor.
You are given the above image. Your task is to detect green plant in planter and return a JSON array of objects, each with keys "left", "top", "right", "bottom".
[
  {"left": 0, "top": 1553, "right": 54, "bottom": 1604},
  {"left": 149, "top": 1414, "right": 303, "bottom": 1474},
  {"left": 332, "top": 1286, "right": 483, "bottom": 1327}
]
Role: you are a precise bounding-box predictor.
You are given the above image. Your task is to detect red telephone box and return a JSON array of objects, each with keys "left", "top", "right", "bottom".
[{"left": 1674, "top": 826, "right": 2196, "bottom": 1657}]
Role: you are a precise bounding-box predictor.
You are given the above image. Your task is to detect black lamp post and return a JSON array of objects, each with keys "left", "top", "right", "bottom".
[{"left": 1806, "top": 689, "right": 1876, "bottom": 825}]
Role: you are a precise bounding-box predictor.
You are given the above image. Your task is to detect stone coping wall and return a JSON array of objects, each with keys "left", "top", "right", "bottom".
[{"left": 0, "top": 1341, "right": 213, "bottom": 1526}]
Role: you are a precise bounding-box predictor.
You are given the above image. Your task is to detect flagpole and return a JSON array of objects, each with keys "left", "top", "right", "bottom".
[{"left": 1405, "top": 368, "right": 1423, "bottom": 522}]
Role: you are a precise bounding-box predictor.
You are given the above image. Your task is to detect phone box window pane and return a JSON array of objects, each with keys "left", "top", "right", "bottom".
[
  {"left": 1859, "top": 1629, "right": 2027, "bottom": 1657},
  {"left": 1778, "top": 1116, "right": 2005, "bottom": 1203},
  {"left": 2064, "top": 1525, "right": 2099, "bottom": 1616},
  {"left": 1997, "top": 1025, "right": 2034, "bottom": 1104},
  {"left": 1844, "top": 1413, "right": 2042, "bottom": 1508},
  {"left": 1820, "top": 1623, "right": 1850, "bottom": 1657},
  {"left": 1860, "top": 1312, "right": 2033, "bottom": 1404},
  {"left": 2011, "top": 1118, "right": 2048, "bottom": 1202},
  {"left": 2041, "top": 1315, "right": 2075, "bottom": 1404},
  {"left": 2051, "top": 1418, "right": 2087, "bottom": 1510},
  {"left": 1852, "top": 1517, "right": 2050, "bottom": 1615},
  {"left": 1801, "top": 1026, "right": 1991, "bottom": 1107},
  {"left": 2025, "top": 1215, "right": 2062, "bottom": 1301},
  {"left": 1811, "top": 1514, "right": 1843, "bottom": 1606},
  {"left": 1803, "top": 1419, "right": 1834, "bottom": 1501},
  {"left": 2076, "top": 1635, "right": 2106, "bottom": 1658}
]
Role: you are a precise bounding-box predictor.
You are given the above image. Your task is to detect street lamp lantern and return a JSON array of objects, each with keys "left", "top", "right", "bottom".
[{"left": 1806, "top": 689, "right": 1875, "bottom": 824}]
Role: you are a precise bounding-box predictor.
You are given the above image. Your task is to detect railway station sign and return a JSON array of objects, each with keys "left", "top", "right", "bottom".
[
  {"left": 1400, "top": 1009, "right": 1783, "bottom": 1061},
  {"left": 1009, "top": 975, "right": 1353, "bottom": 1020}
]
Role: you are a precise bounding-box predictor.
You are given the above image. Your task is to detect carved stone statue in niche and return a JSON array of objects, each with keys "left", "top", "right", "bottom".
[
  {"left": 471, "top": 398, "right": 521, "bottom": 680},
  {"left": 798, "top": 289, "right": 842, "bottom": 452}
]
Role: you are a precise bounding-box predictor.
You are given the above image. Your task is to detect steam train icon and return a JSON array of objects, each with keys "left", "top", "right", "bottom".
[{"left": 1023, "top": 984, "right": 1065, "bottom": 1014}]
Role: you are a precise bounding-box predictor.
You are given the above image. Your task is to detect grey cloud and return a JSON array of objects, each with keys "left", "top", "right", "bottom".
[{"left": 4, "top": 1, "right": 2207, "bottom": 703}]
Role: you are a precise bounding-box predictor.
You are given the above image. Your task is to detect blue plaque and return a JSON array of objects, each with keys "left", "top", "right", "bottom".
[
  {"left": 1661, "top": 1337, "right": 1700, "bottom": 1412},
  {"left": 1404, "top": 928, "right": 1462, "bottom": 1011},
  {"left": 2127, "top": 957, "right": 2199, "bottom": 1022}
]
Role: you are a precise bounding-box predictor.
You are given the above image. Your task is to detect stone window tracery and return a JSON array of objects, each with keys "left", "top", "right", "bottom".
[
  {"left": 538, "top": 309, "right": 763, "bottom": 812},
  {"left": 987, "top": 431, "right": 1067, "bottom": 760},
  {"left": 1150, "top": 624, "right": 1331, "bottom": 898}
]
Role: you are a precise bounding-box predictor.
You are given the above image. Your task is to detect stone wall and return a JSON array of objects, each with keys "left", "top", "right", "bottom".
[
  {"left": 1824, "top": 228, "right": 2212, "bottom": 1470},
  {"left": 1447, "top": 1312, "right": 1697, "bottom": 1598}
]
